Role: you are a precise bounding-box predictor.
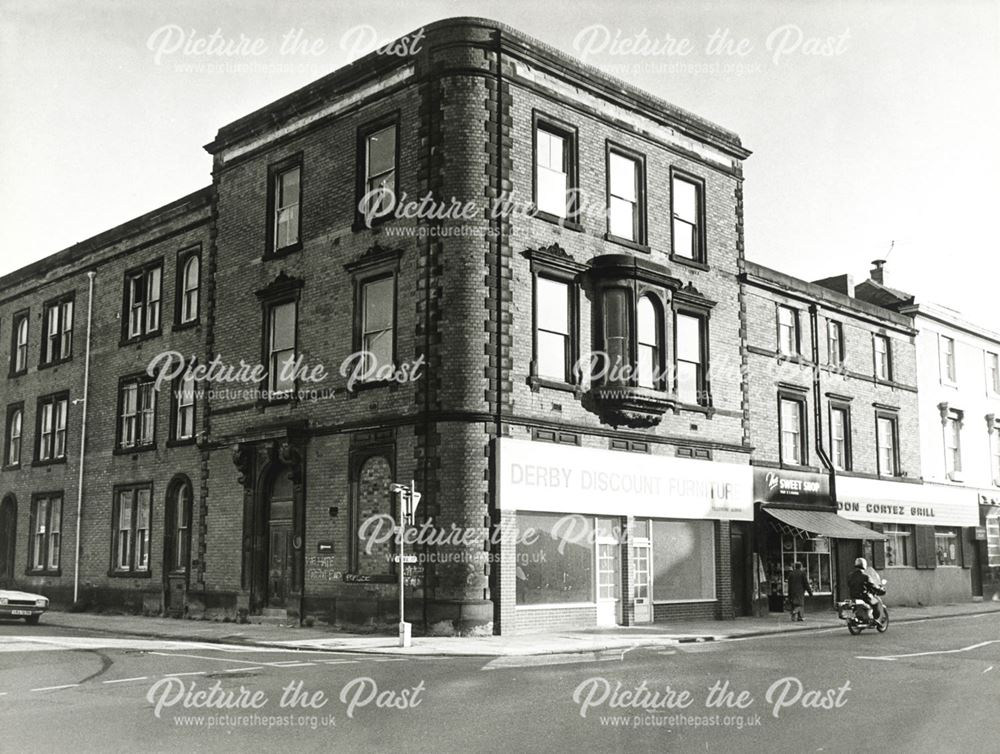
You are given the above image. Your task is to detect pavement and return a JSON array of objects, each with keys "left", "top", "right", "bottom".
[{"left": 37, "top": 599, "right": 1000, "bottom": 656}]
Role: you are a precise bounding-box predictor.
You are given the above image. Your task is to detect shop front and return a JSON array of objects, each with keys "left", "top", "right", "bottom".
[
  {"left": 836, "top": 477, "right": 979, "bottom": 606},
  {"left": 977, "top": 490, "right": 1000, "bottom": 602},
  {"left": 497, "top": 438, "right": 753, "bottom": 632},
  {"left": 752, "top": 468, "right": 885, "bottom": 616}
]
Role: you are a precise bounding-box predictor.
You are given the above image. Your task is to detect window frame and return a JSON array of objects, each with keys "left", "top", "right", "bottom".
[
  {"left": 986, "top": 351, "right": 1000, "bottom": 396},
  {"left": 829, "top": 402, "right": 852, "bottom": 471},
  {"left": 944, "top": 409, "right": 963, "bottom": 476},
  {"left": 110, "top": 483, "right": 154, "bottom": 577},
  {"left": 933, "top": 526, "right": 961, "bottom": 567},
  {"left": 4, "top": 402, "right": 23, "bottom": 470},
  {"left": 777, "top": 305, "right": 801, "bottom": 357},
  {"left": 9, "top": 309, "right": 29, "bottom": 377},
  {"left": 34, "top": 391, "right": 69, "bottom": 466},
  {"left": 532, "top": 111, "right": 581, "bottom": 228},
  {"left": 778, "top": 392, "right": 808, "bottom": 467},
  {"left": 636, "top": 294, "right": 663, "bottom": 391},
  {"left": 265, "top": 153, "right": 304, "bottom": 257},
  {"left": 884, "top": 524, "right": 915, "bottom": 568},
  {"left": 115, "top": 374, "right": 156, "bottom": 453},
  {"left": 604, "top": 141, "right": 648, "bottom": 250},
  {"left": 826, "top": 319, "right": 844, "bottom": 366},
  {"left": 875, "top": 410, "right": 900, "bottom": 478},
  {"left": 121, "top": 259, "right": 163, "bottom": 344},
  {"left": 174, "top": 245, "right": 202, "bottom": 328},
  {"left": 669, "top": 168, "right": 708, "bottom": 268},
  {"left": 169, "top": 362, "right": 197, "bottom": 446},
  {"left": 873, "top": 333, "right": 892, "bottom": 382},
  {"left": 39, "top": 292, "right": 74, "bottom": 367},
  {"left": 532, "top": 271, "right": 579, "bottom": 389},
  {"left": 263, "top": 298, "right": 299, "bottom": 401},
  {"left": 939, "top": 334, "right": 956, "bottom": 385},
  {"left": 356, "top": 273, "right": 397, "bottom": 385},
  {"left": 674, "top": 306, "right": 711, "bottom": 407},
  {"left": 355, "top": 113, "right": 400, "bottom": 230},
  {"left": 27, "top": 492, "right": 62, "bottom": 576},
  {"left": 166, "top": 477, "right": 193, "bottom": 575}
]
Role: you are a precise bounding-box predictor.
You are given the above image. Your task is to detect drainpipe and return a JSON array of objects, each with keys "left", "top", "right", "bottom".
[
  {"left": 73, "top": 270, "right": 96, "bottom": 604},
  {"left": 808, "top": 305, "right": 835, "bottom": 497}
]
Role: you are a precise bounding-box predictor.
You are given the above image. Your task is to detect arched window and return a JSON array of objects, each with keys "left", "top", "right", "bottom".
[
  {"left": 6, "top": 407, "right": 22, "bottom": 467},
  {"left": 167, "top": 478, "right": 192, "bottom": 573},
  {"left": 352, "top": 455, "right": 392, "bottom": 575},
  {"left": 180, "top": 255, "right": 200, "bottom": 323},
  {"left": 637, "top": 296, "right": 660, "bottom": 389}
]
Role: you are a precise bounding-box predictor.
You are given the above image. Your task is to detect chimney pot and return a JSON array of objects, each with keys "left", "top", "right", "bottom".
[{"left": 870, "top": 259, "right": 886, "bottom": 285}]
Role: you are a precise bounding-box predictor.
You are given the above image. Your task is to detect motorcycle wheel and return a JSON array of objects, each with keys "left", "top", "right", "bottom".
[
  {"left": 876, "top": 608, "right": 889, "bottom": 633},
  {"left": 847, "top": 622, "right": 863, "bottom": 635}
]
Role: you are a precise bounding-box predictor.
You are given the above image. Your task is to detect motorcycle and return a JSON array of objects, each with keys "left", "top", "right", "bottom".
[{"left": 836, "top": 579, "right": 888, "bottom": 635}]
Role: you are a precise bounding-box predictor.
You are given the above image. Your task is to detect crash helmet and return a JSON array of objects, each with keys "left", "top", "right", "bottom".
[{"left": 854, "top": 557, "right": 868, "bottom": 569}]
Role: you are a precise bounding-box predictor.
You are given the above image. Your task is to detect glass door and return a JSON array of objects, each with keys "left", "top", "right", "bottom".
[
  {"left": 596, "top": 518, "right": 621, "bottom": 626},
  {"left": 631, "top": 519, "right": 652, "bottom": 623}
]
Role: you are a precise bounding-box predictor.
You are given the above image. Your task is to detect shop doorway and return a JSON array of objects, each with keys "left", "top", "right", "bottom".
[
  {"left": 836, "top": 540, "right": 862, "bottom": 601},
  {"left": 631, "top": 520, "right": 652, "bottom": 624},
  {"left": 596, "top": 519, "right": 621, "bottom": 626},
  {"left": 730, "top": 522, "right": 752, "bottom": 617},
  {"left": 0, "top": 495, "right": 15, "bottom": 587}
]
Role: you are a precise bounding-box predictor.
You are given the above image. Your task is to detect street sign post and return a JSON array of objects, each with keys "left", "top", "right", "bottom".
[{"left": 390, "top": 480, "right": 418, "bottom": 648}]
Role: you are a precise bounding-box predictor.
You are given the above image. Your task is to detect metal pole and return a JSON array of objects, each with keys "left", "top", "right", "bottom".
[
  {"left": 73, "top": 270, "right": 96, "bottom": 604},
  {"left": 398, "top": 487, "right": 405, "bottom": 644}
]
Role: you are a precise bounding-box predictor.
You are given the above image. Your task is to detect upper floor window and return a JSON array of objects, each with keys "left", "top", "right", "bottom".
[
  {"left": 177, "top": 250, "right": 200, "bottom": 324},
  {"left": 535, "top": 276, "right": 573, "bottom": 383},
  {"left": 359, "top": 276, "right": 395, "bottom": 381},
  {"left": 272, "top": 163, "right": 302, "bottom": 252},
  {"left": 124, "top": 262, "right": 162, "bottom": 341},
  {"left": 173, "top": 370, "right": 196, "bottom": 442},
  {"left": 939, "top": 335, "right": 956, "bottom": 383},
  {"left": 41, "top": 295, "right": 73, "bottom": 366},
  {"left": 266, "top": 301, "right": 297, "bottom": 398},
  {"left": 118, "top": 376, "right": 155, "bottom": 451},
  {"left": 991, "top": 424, "right": 1000, "bottom": 485},
  {"left": 113, "top": 485, "right": 151, "bottom": 574},
  {"left": 29, "top": 494, "right": 61, "bottom": 574},
  {"left": 10, "top": 310, "right": 28, "bottom": 375},
  {"left": 830, "top": 405, "right": 851, "bottom": 471},
  {"left": 777, "top": 306, "right": 799, "bottom": 356},
  {"left": 358, "top": 120, "right": 398, "bottom": 224},
  {"left": 827, "top": 320, "right": 844, "bottom": 366},
  {"left": 779, "top": 395, "right": 806, "bottom": 465},
  {"left": 676, "top": 311, "right": 707, "bottom": 405},
  {"left": 987, "top": 351, "right": 1000, "bottom": 395},
  {"left": 36, "top": 392, "right": 68, "bottom": 463},
  {"left": 876, "top": 413, "right": 899, "bottom": 477},
  {"left": 873, "top": 334, "right": 891, "bottom": 381},
  {"left": 607, "top": 147, "right": 645, "bottom": 244},
  {"left": 534, "top": 119, "right": 577, "bottom": 221},
  {"left": 944, "top": 410, "right": 962, "bottom": 477},
  {"left": 4, "top": 404, "right": 22, "bottom": 468},
  {"left": 636, "top": 296, "right": 660, "bottom": 389},
  {"left": 671, "top": 173, "right": 704, "bottom": 263}
]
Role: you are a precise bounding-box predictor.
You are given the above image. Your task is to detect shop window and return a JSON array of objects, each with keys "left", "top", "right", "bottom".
[
  {"left": 651, "top": 519, "right": 715, "bottom": 602},
  {"left": 934, "top": 527, "right": 960, "bottom": 566},
  {"left": 516, "top": 512, "right": 594, "bottom": 605},
  {"left": 884, "top": 525, "right": 915, "bottom": 567},
  {"left": 779, "top": 536, "right": 831, "bottom": 594}
]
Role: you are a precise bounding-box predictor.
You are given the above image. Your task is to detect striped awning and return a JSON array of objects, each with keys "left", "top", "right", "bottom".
[{"left": 764, "top": 506, "right": 887, "bottom": 541}]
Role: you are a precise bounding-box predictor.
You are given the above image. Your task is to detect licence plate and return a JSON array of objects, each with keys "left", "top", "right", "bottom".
[{"left": 10, "top": 609, "right": 32, "bottom": 616}]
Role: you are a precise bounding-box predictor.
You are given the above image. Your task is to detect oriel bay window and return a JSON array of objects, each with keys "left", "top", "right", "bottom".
[
  {"left": 606, "top": 145, "right": 645, "bottom": 245},
  {"left": 36, "top": 392, "right": 68, "bottom": 463},
  {"left": 636, "top": 296, "right": 660, "bottom": 389},
  {"left": 41, "top": 294, "right": 73, "bottom": 366},
  {"left": 29, "top": 494, "right": 62, "bottom": 574},
  {"left": 113, "top": 485, "right": 152, "bottom": 574},
  {"left": 123, "top": 261, "right": 162, "bottom": 341},
  {"left": 534, "top": 115, "right": 578, "bottom": 222},
  {"left": 118, "top": 376, "right": 155, "bottom": 450}
]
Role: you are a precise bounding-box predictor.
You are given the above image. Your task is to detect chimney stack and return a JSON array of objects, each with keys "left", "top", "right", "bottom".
[{"left": 870, "top": 259, "right": 886, "bottom": 285}]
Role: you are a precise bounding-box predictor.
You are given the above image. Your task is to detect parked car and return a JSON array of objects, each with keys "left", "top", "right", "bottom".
[{"left": 0, "top": 589, "right": 49, "bottom": 624}]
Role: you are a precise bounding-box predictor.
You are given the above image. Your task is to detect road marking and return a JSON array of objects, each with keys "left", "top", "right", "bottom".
[
  {"left": 103, "top": 677, "right": 148, "bottom": 684},
  {"left": 223, "top": 667, "right": 263, "bottom": 672},
  {"left": 0, "top": 692, "right": 8, "bottom": 696},
  {"left": 370, "top": 658, "right": 407, "bottom": 663},
  {"left": 984, "top": 666, "right": 994, "bottom": 673},
  {"left": 149, "top": 651, "right": 273, "bottom": 666},
  {"left": 163, "top": 671, "right": 206, "bottom": 677},
  {"left": 31, "top": 684, "right": 79, "bottom": 692},
  {"left": 267, "top": 661, "right": 316, "bottom": 667},
  {"left": 320, "top": 660, "right": 360, "bottom": 665},
  {"left": 857, "top": 639, "right": 1000, "bottom": 662}
]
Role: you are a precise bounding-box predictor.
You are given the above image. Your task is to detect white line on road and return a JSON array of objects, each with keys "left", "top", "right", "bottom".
[
  {"left": 149, "top": 651, "right": 273, "bottom": 666},
  {"left": 319, "top": 660, "right": 360, "bottom": 665},
  {"left": 163, "top": 671, "right": 206, "bottom": 677},
  {"left": 31, "top": 684, "right": 80, "bottom": 692},
  {"left": 103, "top": 677, "right": 148, "bottom": 684},
  {"left": 370, "top": 658, "right": 407, "bottom": 662},
  {"left": 984, "top": 666, "right": 994, "bottom": 673},
  {"left": 267, "top": 661, "right": 316, "bottom": 667},
  {"left": 222, "top": 667, "right": 263, "bottom": 672},
  {"left": 857, "top": 639, "right": 1000, "bottom": 662}
]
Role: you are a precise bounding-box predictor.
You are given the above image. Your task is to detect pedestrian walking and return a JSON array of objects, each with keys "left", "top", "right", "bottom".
[{"left": 786, "top": 562, "right": 813, "bottom": 622}]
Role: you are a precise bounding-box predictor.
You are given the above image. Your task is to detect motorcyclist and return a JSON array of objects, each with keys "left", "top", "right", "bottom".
[{"left": 846, "top": 557, "right": 885, "bottom": 621}]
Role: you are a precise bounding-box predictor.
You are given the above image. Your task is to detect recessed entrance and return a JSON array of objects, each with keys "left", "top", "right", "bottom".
[{"left": 0, "top": 495, "right": 16, "bottom": 586}]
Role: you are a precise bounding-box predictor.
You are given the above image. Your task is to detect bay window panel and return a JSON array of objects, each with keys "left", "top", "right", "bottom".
[
  {"left": 602, "top": 288, "right": 629, "bottom": 378},
  {"left": 636, "top": 297, "right": 658, "bottom": 389}
]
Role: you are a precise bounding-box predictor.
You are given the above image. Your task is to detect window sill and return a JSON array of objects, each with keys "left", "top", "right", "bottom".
[
  {"left": 2, "top": 464, "right": 20, "bottom": 472},
  {"left": 673, "top": 400, "right": 715, "bottom": 417},
  {"left": 7, "top": 369, "right": 27, "bottom": 379},
  {"left": 778, "top": 463, "right": 822, "bottom": 473},
  {"left": 31, "top": 457, "right": 66, "bottom": 468},
  {"left": 108, "top": 570, "right": 153, "bottom": 579},
  {"left": 166, "top": 437, "right": 197, "bottom": 448},
  {"left": 264, "top": 241, "right": 303, "bottom": 260},
  {"left": 113, "top": 445, "right": 157, "bottom": 456},
  {"left": 348, "top": 379, "right": 401, "bottom": 394},
  {"left": 529, "top": 376, "right": 581, "bottom": 395},
  {"left": 352, "top": 215, "right": 395, "bottom": 233},
  {"left": 532, "top": 210, "right": 584, "bottom": 232},
  {"left": 669, "top": 253, "right": 709, "bottom": 272},
  {"left": 25, "top": 568, "right": 61, "bottom": 577},
  {"left": 172, "top": 319, "right": 201, "bottom": 333},
  {"left": 37, "top": 357, "right": 73, "bottom": 371},
  {"left": 119, "top": 330, "right": 162, "bottom": 348},
  {"left": 603, "top": 233, "right": 649, "bottom": 254}
]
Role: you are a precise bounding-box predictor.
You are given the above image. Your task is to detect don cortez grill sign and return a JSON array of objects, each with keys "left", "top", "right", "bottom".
[{"left": 497, "top": 437, "right": 753, "bottom": 520}]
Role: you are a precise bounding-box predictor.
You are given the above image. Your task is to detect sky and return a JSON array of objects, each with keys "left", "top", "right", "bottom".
[{"left": 1, "top": 0, "right": 998, "bottom": 327}]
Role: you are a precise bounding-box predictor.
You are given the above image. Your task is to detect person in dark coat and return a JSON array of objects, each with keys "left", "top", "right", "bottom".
[{"left": 786, "top": 562, "right": 813, "bottom": 621}]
